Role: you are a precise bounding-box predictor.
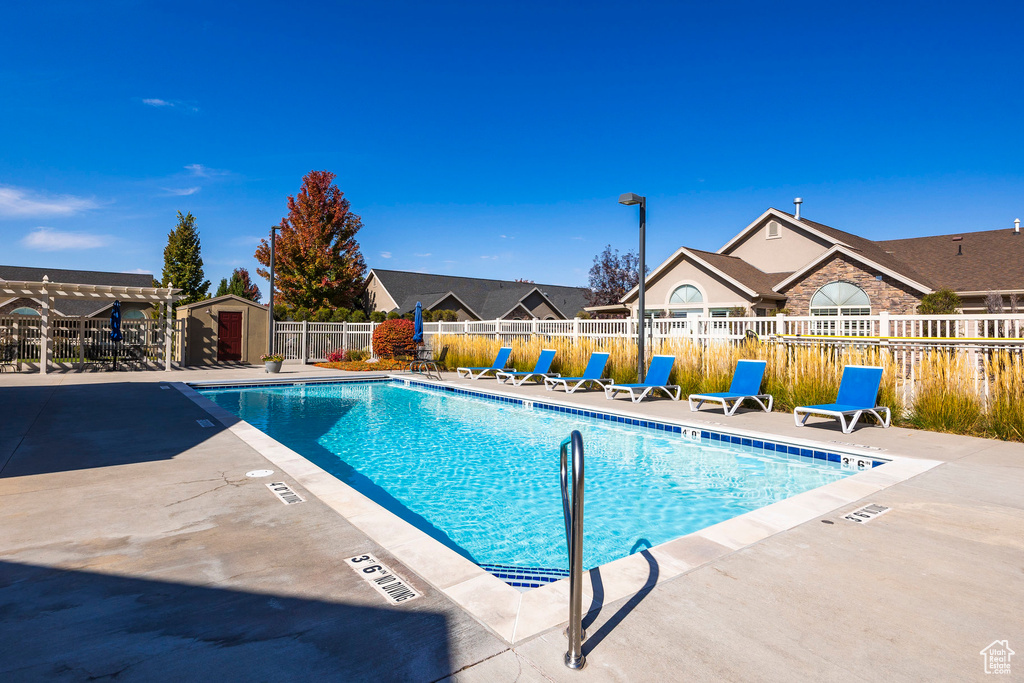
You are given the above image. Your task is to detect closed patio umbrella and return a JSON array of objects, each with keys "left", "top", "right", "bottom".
[
  {"left": 110, "top": 300, "right": 122, "bottom": 370},
  {"left": 413, "top": 301, "right": 423, "bottom": 343}
]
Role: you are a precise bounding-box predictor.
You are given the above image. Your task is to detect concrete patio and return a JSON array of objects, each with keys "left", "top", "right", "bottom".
[{"left": 1, "top": 364, "right": 1021, "bottom": 681}]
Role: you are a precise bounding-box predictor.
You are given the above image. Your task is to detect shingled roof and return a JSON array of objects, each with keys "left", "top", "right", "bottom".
[
  {"left": 683, "top": 248, "right": 791, "bottom": 299},
  {"left": 367, "top": 269, "right": 590, "bottom": 320},
  {"left": 0, "top": 265, "right": 154, "bottom": 316},
  {"left": 878, "top": 229, "right": 1024, "bottom": 292}
]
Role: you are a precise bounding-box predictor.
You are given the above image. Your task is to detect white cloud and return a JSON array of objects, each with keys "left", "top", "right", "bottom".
[
  {"left": 500, "top": 234, "right": 514, "bottom": 239},
  {"left": 162, "top": 186, "right": 200, "bottom": 196},
  {"left": 141, "top": 98, "right": 199, "bottom": 112},
  {"left": 231, "top": 235, "right": 265, "bottom": 246},
  {"left": 570, "top": 236, "right": 586, "bottom": 241},
  {"left": 185, "top": 163, "right": 228, "bottom": 178},
  {"left": 442, "top": 260, "right": 458, "bottom": 264},
  {"left": 479, "top": 255, "right": 499, "bottom": 260},
  {"left": 414, "top": 252, "right": 432, "bottom": 257},
  {"left": 379, "top": 251, "right": 392, "bottom": 259},
  {"left": 0, "top": 186, "right": 99, "bottom": 218},
  {"left": 21, "top": 227, "right": 111, "bottom": 251}
]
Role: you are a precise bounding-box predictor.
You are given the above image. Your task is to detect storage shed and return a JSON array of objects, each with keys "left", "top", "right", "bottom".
[{"left": 176, "top": 295, "right": 268, "bottom": 365}]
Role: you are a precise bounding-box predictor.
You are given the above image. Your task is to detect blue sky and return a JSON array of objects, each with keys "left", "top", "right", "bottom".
[{"left": 2, "top": 1, "right": 1022, "bottom": 296}]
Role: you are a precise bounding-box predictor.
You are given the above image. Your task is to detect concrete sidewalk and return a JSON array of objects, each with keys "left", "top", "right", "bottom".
[{"left": 1, "top": 365, "right": 1021, "bottom": 681}]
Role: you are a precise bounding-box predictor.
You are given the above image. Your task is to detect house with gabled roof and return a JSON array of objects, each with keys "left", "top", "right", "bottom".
[
  {"left": 0, "top": 265, "right": 156, "bottom": 318},
  {"left": 363, "top": 269, "right": 590, "bottom": 321},
  {"left": 607, "top": 201, "right": 1024, "bottom": 319}
]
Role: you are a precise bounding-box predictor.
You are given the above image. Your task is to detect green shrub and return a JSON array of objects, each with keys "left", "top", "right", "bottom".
[
  {"left": 386, "top": 311, "right": 401, "bottom": 320},
  {"left": 292, "top": 306, "right": 311, "bottom": 322},
  {"left": 312, "top": 307, "right": 333, "bottom": 322},
  {"left": 348, "top": 348, "right": 366, "bottom": 362},
  {"left": 917, "top": 289, "right": 962, "bottom": 314},
  {"left": 332, "top": 307, "right": 351, "bottom": 323},
  {"left": 369, "top": 311, "right": 386, "bottom": 323},
  {"left": 372, "top": 319, "right": 416, "bottom": 358},
  {"left": 349, "top": 310, "right": 368, "bottom": 323},
  {"left": 272, "top": 304, "right": 291, "bottom": 321}
]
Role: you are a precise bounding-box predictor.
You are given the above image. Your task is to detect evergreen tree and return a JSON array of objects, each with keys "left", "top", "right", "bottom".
[
  {"left": 215, "top": 267, "right": 262, "bottom": 302},
  {"left": 254, "top": 170, "right": 366, "bottom": 309},
  {"left": 162, "top": 211, "right": 210, "bottom": 305}
]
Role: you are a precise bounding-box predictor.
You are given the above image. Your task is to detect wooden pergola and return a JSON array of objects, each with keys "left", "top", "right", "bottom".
[{"left": 0, "top": 276, "right": 181, "bottom": 373}]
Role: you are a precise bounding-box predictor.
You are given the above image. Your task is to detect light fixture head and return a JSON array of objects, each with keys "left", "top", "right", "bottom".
[{"left": 618, "top": 192, "right": 644, "bottom": 206}]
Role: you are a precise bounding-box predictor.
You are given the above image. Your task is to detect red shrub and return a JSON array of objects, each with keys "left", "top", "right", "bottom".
[
  {"left": 372, "top": 319, "right": 415, "bottom": 358},
  {"left": 326, "top": 348, "right": 347, "bottom": 363}
]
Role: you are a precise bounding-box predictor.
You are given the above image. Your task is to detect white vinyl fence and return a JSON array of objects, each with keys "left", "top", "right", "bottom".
[
  {"left": 0, "top": 313, "right": 184, "bottom": 371},
  {"left": 273, "top": 313, "right": 1024, "bottom": 362}
]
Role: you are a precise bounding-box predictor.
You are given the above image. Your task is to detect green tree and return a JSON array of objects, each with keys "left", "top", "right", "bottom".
[
  {"left": 215, "top": 267, "right": 262, "bottom": 302},
  {"left": 162, "top": 211, "right": 210, "bottom": 305},
  {"left": 918, "top": 289, "right": 961, "bottom": 314},
  {"left": 254, "top": 170, "right": 367, "bottom": 310}
]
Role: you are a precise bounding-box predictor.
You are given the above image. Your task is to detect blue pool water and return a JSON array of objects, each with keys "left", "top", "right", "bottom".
[{"left": 201, "top": 380, "right": 851, "bottom": 574}]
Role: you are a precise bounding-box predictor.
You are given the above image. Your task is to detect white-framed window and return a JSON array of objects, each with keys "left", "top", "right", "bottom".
[
  {"left": 766, "top": 220, "right": 781, "bottom": 239},
  {"left": 810, "top": 281, "right": 872, "bottom": 335},
  {"left": 123, "top": 309, "right": 147, "bottom": 319},
  {"left": 669, "top": 284, "right": 703, "bottom": 304},
  {"left": 11, "top": 307, "right": 39, "bottom": 316}
]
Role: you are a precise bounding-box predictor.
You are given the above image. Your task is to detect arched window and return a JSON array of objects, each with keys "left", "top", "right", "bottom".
[
  {"left": 810, "top": 281, "right": 871, "bottom": 316},
  {"left": 11, "top": 307, "right": 39, "bottom": 316},
  {"left": 122, "top": 309, "right": 147, "bottom": 319},
  {"left": 669, "top": 284, "right": 703, "bottom": 304}
]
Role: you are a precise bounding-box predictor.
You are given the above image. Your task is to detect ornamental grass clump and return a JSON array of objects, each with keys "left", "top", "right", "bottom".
[
  {"left": 909, "top": 350, "right": 982, "bottom": 434},
  {"left": 986, "top": 351, "right": 1024, "bottom": 441}
]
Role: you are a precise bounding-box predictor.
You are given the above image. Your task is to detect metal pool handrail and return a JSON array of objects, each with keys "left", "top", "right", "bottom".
[{"left": 560, "top": 430, "right": 585, "bottom": 670}]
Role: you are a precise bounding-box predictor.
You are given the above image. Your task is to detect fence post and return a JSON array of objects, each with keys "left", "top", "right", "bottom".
[
  {"left": 78, "top": 317, "right": 85, "bottom": 370},
  {"left": 775, "top": 313, "right": 786, "bottom": 338},
  {"left": 301, "top": 320, "right": 309, "bottom": 364},
  {"left": 164, "top": 297, "right": 174, "bottom": 371},
  {"left": 343, "top": 322, "right": 349, "bottom": 351},
  {"left": 573, "top": 317, "right": 579, "bottom": 344},
  {"left": 879, "top": 311, "right": 890, "bottom": 339}
]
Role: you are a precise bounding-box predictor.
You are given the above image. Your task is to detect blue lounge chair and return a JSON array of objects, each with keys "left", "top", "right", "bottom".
[
  {"left": 604, "top": 355, "right": 680, "bottom": 403},
  {"left": 688, "top": 359, "right": 773, "bottom": 416},
  {"left": 545, "top": 352, "right": 613, "bottom": 394},
  {"left": 457, "top": 347, "right": 513, "bottom": 380},
  {"left": 794, "top": 365, "right": 892, "bottom": 434},
  {"left": 496, "top": 349, "right": 560, "bottom": 386}
]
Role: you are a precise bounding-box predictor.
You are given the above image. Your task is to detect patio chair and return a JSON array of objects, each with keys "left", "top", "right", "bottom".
[
  {"left": 496, "top": 349, "right": 560, "bottom": 386},
  {"left": 604, "top": 355, "right": 681, "bottom": 403},
  {"left": 0, "top": 343, "right": 17, "bottom": 372},
  {"left": 793, "top": 365, "right": 892, "bottom": 434},
  {"left": 456, "top": 347, "right": 513, "bottom": 380},
  {"left": 544, "top": 352, "right": 613, "bottom": 394},
  {"left": 688, "top": 359, "right": 773, "bottom": 416},
  {"left": 410, "top": 346, "right": 448, "bottom": 381}
]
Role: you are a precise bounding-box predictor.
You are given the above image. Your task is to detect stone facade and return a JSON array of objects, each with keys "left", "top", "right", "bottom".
[
  {"left": 780, "top": 254, "right": 922, "bottom": 315},
  {"left": 0, "top": 297, "right": 42, "bottom": 316}
]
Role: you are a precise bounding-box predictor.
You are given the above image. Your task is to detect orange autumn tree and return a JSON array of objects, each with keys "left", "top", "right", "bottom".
[{"left": 255, "top": 170, "right": 367, "bottom": 310}]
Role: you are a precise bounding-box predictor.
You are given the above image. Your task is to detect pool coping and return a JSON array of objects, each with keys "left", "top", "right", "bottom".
[{"left": 175, "top": 375, "right": 942, "bottom": 645}]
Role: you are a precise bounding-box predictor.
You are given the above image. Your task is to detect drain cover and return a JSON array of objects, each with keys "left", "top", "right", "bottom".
[
  {"left": 246, "top": 469, "right": 274, "bottom": 478},
  {"left": 196, "top": 419, "right": 214, "bottom": 428}
]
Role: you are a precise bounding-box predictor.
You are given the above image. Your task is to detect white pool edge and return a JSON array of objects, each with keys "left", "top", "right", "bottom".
[{"left": 174, "top": 378, "right": 942, "bottom": 645}]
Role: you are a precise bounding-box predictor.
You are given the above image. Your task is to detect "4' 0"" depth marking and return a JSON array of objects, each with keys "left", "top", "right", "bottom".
[{"left": 346, "top": 553, "right": 421, "bottom": 605}]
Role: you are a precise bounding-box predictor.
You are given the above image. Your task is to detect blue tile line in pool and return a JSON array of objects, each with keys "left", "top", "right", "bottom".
[
  {"left": 191, "top": 377, "right": 887, "bottom": 469},
  {"left": 397, "top": 378, "right": 888, "bottom": 469},
  {"left": 476, "top": 563, "right": 569, "bottom": 589}
]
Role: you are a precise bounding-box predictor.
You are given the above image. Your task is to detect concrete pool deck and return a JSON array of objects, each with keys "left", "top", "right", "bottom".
[{"left": 1, "top": 364, "right": 1021, "bottom": 681}]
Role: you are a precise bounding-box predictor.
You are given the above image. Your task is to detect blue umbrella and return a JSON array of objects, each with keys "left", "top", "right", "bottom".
[
  {"left": 413, "top": 301, "right": 424, "bottom": 343},
  {"left": 110, "top": 300, "right": 123, "bottom": 342}
]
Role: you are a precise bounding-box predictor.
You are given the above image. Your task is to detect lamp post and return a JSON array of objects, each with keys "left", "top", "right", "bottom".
[
  {"left": 618, "top": 192, "right": 646, "bottom": 382},
  {"left": 268, "top": 225, "right": 278, "bottom": 355}
]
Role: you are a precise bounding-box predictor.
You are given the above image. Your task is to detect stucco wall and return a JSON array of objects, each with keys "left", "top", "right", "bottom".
[
  {"left": 725, "top": 216, "right": 832, "bottom": 274},
  {"left": 178, "top": 301, "right": 267, "bottom": 365},
  {"left": 521, "top": 291, "right": 560, "bottom": 320},
  {"left": 363, "top": 276, "right": 398, "bottom": 312},
  {"left": 428, "top": 294, "right": 476, "bottom": 321},
  {"left": 780, "top": 254, "right": 923, "bottom": 315},
  {"left": 631, "top": 257, "right": 755, "bottom": 311}
]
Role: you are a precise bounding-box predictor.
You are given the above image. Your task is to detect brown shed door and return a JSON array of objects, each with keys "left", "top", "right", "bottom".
[{"left": 217, "top": 311, "right": 243, "bottom": 361}]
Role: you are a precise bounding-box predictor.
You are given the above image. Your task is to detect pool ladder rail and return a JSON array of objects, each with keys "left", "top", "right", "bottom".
[{"left": 560, "top": 430, "right": 585, "bottom": 670}]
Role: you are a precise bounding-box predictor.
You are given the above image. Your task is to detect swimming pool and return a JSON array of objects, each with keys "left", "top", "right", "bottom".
[{"left": 201, "top": 379, "right": 866, "bottom": 583}]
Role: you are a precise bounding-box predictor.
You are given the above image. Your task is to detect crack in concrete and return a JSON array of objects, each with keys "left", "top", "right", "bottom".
[{"left": 164, "top": 471, "right": 246, "bottom": 508}]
